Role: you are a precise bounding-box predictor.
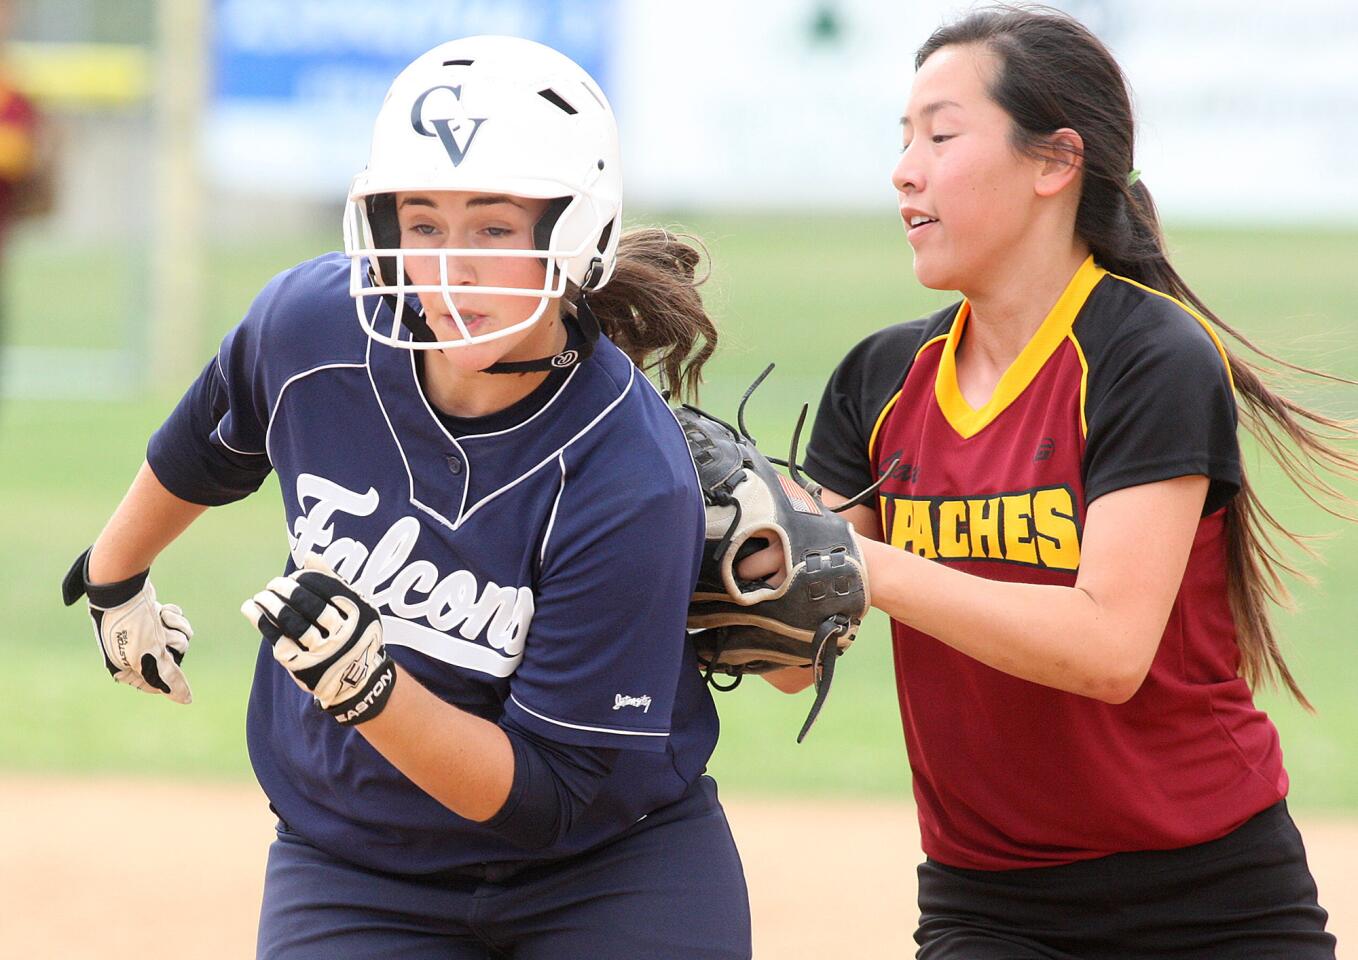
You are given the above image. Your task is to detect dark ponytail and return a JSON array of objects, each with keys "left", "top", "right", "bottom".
[
  {"left": 575, "top": 228, "right": 717, "bottom": 403},
  {"left": 918, "top": 4, "right": 1358, "bottom": 707}
]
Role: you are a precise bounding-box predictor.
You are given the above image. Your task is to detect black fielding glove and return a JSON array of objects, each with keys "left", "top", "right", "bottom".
[{"left": 676, "top": 400, "right": 870, "bottom": 742}]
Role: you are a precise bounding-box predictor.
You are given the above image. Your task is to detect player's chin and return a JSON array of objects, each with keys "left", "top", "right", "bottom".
[{"left": 909, "top": 252, "right": 958, "bottom": 292}]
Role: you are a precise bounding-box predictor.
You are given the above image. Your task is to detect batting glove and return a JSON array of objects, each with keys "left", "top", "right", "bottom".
[
  {"left": 61, "top": 547, "right": 193, "bottom": 704},
  {"left": 240, "top": 555, "right": 397, "bottom": 726}
]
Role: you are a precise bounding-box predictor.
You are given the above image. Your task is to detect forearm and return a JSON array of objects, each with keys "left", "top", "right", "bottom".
[
  {"left": 860, "top": 537, "right": 1150, "bottom": 702},
  {"left": 356, "top": 666, "right": 515, "bottom": 821},
  {"left": 88, "top": 462, "right": 209, "bottom": 581}
]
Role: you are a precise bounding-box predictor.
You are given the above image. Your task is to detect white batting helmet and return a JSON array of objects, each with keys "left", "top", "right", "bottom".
[{"left": 342, "top": 35, "right": 622, "bottom": 350}]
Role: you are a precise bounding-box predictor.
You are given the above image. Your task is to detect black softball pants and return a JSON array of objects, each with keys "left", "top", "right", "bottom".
[{"left": 915, "top": 800, "right": 1335, "bottom": 959}]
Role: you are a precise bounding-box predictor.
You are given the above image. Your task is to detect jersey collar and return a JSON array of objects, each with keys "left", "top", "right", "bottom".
[{"left": 935, "top": 255, "right": 1106, "bottom": 439}]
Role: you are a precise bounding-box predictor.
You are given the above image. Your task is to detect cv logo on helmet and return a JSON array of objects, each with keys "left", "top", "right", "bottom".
[{"left": 410, "top": 85, "right": 487, "bottom": 167}]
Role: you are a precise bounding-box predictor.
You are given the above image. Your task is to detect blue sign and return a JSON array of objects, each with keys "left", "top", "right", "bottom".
[{"left": 206, "top": 0, "right": 616, "bottom": 197}]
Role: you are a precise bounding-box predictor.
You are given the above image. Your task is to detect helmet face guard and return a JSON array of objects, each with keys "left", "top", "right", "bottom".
[
  {"left": 345, "top": 36, "right": 622, "bottom": 351},
  {"left": 343, "top": 190, "right": 596, "bottom": 351}
]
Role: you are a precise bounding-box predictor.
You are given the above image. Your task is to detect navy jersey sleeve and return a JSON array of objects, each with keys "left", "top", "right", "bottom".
[
  {"left": 1080, "top": 296, "right": 1241, "bottom": 515},
  {"left": 146, "top": 347, "right": 272, "bottom": 506},
  {"left": 502, "top": 431, "right": 704, "bottom": 752},
  {"left": 805, "top": 318, "right": 934, "bottom": 498}
]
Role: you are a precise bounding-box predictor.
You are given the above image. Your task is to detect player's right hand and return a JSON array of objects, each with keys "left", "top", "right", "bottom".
[
  {"left": 61, "top": 547, "right": 194, "bottom": 704},
  {"left": 239, "top": 554, "right": 396, "bottom": 726}
]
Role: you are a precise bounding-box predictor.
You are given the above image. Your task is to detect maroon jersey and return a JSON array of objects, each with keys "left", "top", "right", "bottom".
[{"left": 806, "top": 256, "right": 1286, "bottom": 871}]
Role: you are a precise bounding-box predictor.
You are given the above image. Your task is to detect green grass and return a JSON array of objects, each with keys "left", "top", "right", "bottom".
[{"left": 3, "top": 218, "right": 1356, "bottom": 810}]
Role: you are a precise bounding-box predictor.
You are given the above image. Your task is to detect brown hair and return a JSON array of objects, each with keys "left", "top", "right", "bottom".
[
  {"left": 577, "top": 227, "right": 717, "bottom": 404},
  {"left": 917, "top": 5, "right": 1358, "bottom": 707}
]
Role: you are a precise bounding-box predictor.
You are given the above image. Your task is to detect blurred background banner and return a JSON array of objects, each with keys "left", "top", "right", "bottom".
[{"left": 205, "top": 0, "right": 617, "bottom": 198}]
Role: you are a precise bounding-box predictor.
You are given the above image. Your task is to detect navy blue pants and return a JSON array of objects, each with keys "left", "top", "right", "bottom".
[
  {"left": 915, "top": 800, "right": 1335, "bottom": 959},
  {"left": 256, "top": 776, "right": 750, "bottom": 959}
]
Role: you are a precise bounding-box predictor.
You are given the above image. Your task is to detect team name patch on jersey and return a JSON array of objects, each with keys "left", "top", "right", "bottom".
[
  {"left": 288, "top": 474, "right": 534, "bottom": 676},
  {"left": 880, "top": 484, "right": 1081, "bottom": 571}
]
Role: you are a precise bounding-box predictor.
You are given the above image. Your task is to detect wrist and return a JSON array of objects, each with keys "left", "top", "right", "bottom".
[
  {"left": 87, "top": 541, "right": 154, "bottom": 587},
  {"left": 325, "top": 654, "right": 398, "bottom": 726},
  {"left": 62, "top": 545, "right": 150, "bottom": 608},
  {"left": 84, "top": 546, "right": 151, "bottom": 607}
]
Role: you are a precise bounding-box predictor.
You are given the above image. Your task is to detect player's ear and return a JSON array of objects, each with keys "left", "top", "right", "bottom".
[{"left": 1033, "top": 128, "right": 1083, "bottom": 198}]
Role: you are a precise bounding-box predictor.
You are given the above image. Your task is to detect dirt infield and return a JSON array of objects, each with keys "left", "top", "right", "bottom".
[{"left": 1, "top": 776, "right": 1350, "bottom": 958}]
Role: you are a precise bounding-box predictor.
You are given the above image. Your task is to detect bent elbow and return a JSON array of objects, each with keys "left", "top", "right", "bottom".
[
  {"left": 1088, "top": 661, "right": 1152, "bottom": 705},
  {"left": 1094, "top": 678, "right": 1138, "bottom": 705}
]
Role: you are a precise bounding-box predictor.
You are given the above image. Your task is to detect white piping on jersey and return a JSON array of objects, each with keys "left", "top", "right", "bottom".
[
  {"left": 210, "top": 357, "right": 268, "bottom": 457},
  {"left": 409, "top": 496, "right": 460, "bottom": 534},
  {"left": 453, "top": 362, "right": 638, "bottom": 529},
  {"left": 457, "top": 366, "right": 582, "bottom": 440},
  {"left": 362, "top": 336, "right": 468, "bottom": 533},
  {"left": 365, "top": 339, "right": 635, "bottom": 531},
  {"left": 263, "top": 361, "right": 370, "bottom": 464},
  {"left": 215, "top": 432, "right": 264, "bottom": 457},
  {"left": 396, "top": 346, "right": 475, "bottom": 526},
  {"left": 539, "top": 454, "right": 568, "bottom": 567},
  {"left": 362, "top": 336, "right": 444, "bottom": 525},
  {"left": 509, "top": 693, "right": 669, "bottom": 737},
  {"left": 452, "top": 434, "right": 472, "bottom": 529},
  {"left": 642, "top": 374, "right": 705, "bottom": 514},
  {"left": 382, "top": 616, "right": 522, "bottom": 677}
]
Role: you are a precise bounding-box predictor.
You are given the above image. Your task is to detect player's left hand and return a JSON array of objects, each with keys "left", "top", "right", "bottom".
[{"left": 240, "top": 555, "right": 398, "bottom": 726}]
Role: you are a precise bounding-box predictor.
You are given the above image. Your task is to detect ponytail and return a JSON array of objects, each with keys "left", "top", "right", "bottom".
[
  {"left": 1099, "top": 178, "right": 1356, "bottom": 709},
  {"left": 576, "top": 228, "right": 717, "bottom": 404}
]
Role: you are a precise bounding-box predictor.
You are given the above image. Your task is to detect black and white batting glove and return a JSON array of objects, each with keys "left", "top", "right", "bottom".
[
  {"left": 61, "top": 546, "right": 194, "bottom": 704},
  {"left": 240, "top": 555, "right": 397, "bottom": 726}
]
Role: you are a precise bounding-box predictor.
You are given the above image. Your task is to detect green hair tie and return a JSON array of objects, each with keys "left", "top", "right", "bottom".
[{"left": 1127, "top": 168, "right": 1142, "bottom": 187}]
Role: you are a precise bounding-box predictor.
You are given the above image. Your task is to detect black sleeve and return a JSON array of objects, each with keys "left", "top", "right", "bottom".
[
  {"left": 804, "top": 319, "right": 933, "bottom": 498},
  {"left": 146, "top": 356, "right": 274, "bottom": 505},
  {"left": 483, "top": 715, "right": 620, "bottom": 850},
  {"left": 1081, "top": 299, "right": 1241, "bottom": 515}
]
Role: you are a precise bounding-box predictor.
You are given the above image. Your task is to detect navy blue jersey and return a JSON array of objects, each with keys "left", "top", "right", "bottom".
[{"left": 148, "top": 253, "right": 718, "bottom": 875}]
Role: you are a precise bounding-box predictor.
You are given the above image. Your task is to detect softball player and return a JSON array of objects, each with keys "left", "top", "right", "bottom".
[
  {"left": 62, "top": 37, "right": 751, "bottom": 959},
  {"left": 761, "top": 8, "right": 1343, "bottom": 958}
]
